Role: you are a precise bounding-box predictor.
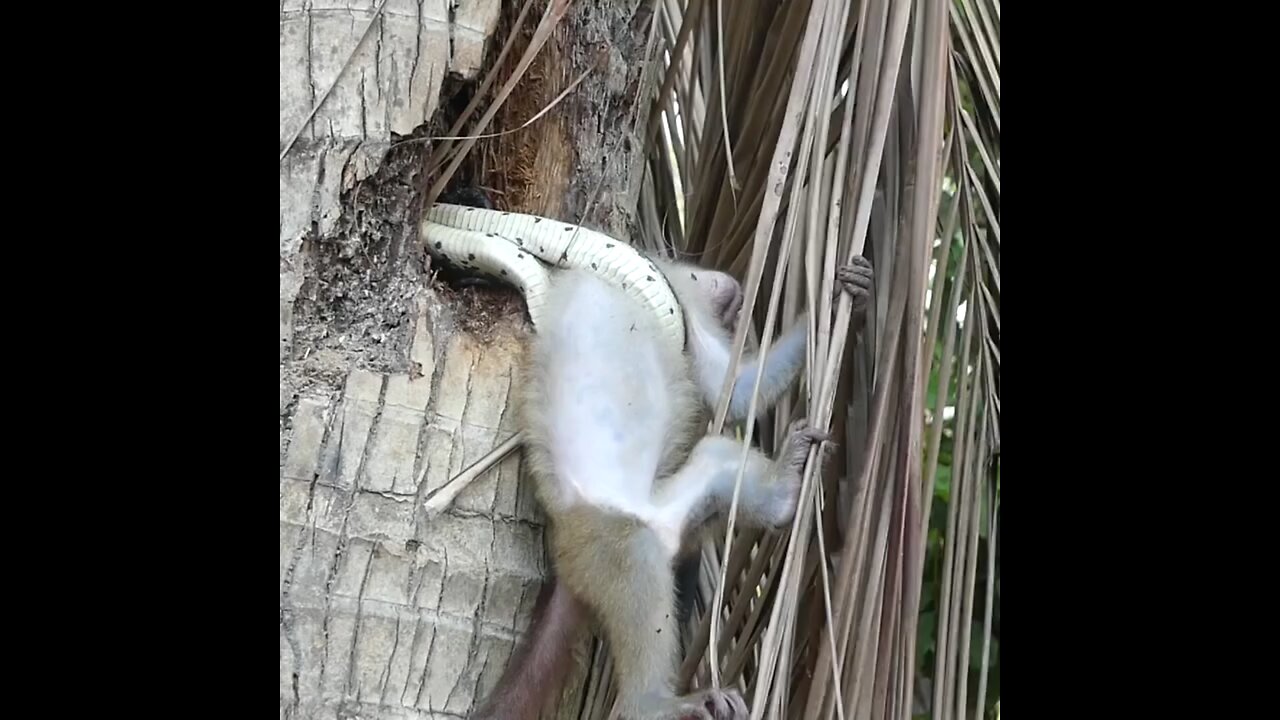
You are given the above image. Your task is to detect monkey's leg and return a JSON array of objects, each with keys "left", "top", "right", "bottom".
[
  {"left": 655, "top": 419, "right": 831, "bottom": 532},
  {"left": 551, "top": 508, "right": 747, "bottom": 720},
  {"left": 471, "top": 580, "right": 587, "bottom": 720}
]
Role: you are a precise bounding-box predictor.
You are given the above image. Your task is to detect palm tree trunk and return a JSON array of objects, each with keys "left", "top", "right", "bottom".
[{"left": 279, "top": 2, "right": 660, "bottom": 718}]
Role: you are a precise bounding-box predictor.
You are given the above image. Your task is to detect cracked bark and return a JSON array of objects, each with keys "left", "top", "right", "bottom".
[{"left": 281, "top": 1, "right": 659, "bottom": 718}]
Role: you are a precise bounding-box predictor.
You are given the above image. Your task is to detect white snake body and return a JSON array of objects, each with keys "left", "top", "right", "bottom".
[{"left": 421, "top": 203, "right": 685, "bottom": 349}]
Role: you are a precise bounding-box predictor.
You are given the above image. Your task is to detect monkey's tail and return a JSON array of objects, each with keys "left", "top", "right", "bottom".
[{"left": 470, "top": 580, "right": 586, "bottom": 720}]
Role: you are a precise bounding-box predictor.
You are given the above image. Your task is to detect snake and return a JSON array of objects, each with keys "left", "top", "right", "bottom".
[{"left": 421, "top": 203, "right": 685, "bottom": 350}]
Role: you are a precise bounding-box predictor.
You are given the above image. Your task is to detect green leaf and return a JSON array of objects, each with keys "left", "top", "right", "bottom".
[
  {"left": 970, "top": 621, "right": 997, "bottom": 670},
  {"left": 935, "top": 462, "right": 952, "bottom": 503},
  {"left": 927, "top": 368, "right": 940, "bottom": 409},
  {"left": 917, "top": 610, "right": 938, "bottom": 670}
]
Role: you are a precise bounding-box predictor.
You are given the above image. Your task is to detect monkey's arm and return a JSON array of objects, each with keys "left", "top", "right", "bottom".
[
  {"left": 723, "top": 322, "right": 809, "bottom": 424},
  {"left": 660, "top": 264, "right": 794, "bottom": 424},
  {"left": 470, "top": 581, "right": 587, "bottom": 720},
  {"left": 694, "top": 257, "right": 875, "bottom": 423}
]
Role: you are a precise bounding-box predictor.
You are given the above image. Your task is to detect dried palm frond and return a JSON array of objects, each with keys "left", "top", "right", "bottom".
[{"left": 624, "top": 1, "right": 1002, "bottom": 719}]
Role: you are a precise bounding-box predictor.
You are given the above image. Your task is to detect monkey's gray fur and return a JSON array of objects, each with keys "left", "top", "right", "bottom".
[{"left": 471, "top": 256, "right": 874, "bottom": 720}]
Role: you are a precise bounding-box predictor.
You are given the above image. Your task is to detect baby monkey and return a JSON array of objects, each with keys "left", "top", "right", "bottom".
[{"left": 472, "top": 257, "right": 874, "bottom": 720}]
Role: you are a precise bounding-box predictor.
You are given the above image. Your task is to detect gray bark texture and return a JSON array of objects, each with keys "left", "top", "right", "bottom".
[{"left": 280, "top": 2, "right": 659, "bottom": 718}]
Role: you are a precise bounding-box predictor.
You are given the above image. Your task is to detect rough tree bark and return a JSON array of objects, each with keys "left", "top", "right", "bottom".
[{"left": 280, "top": 2, "right": 659, "bottom": 718}]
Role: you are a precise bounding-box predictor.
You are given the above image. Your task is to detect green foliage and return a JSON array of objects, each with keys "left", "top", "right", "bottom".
[{"left": 918, "top": 231, "right": 999, "bottom": 719}]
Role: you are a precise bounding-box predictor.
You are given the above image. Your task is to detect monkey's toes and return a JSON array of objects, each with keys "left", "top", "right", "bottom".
[
  {"left": 780, "top": 420, "right": 833, "bottom": 471},
  {"left": 699, "top": 689, "right": 748, "bottom": 720},
  {"left": 787, "top": 418, "right": 833, "bottom": 445},
  {"left": 801, "top": 426, "right": 834, "bottom": 444}
]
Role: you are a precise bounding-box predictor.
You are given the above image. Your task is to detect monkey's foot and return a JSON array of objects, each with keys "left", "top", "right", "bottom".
[
  {"left": 687, "top": 688, "right": 748, "bottom": 720},
  {"left": 759, "top": 419, "right": 834, "bottom": 528},
  {"left": 836, "top": 255, "right": 874, "bottom": 315},
  {"left": 633, "top": 688, "right": 747, "bottom": 720},
  {"left": 782, "top": 418, "right": 834, "bottom": 474}
]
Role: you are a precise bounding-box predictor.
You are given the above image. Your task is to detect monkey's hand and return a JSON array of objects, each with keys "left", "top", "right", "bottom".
[
  {"left": 630, "top": 688, "right": 748, "bottom": 719},
  {"left": 835, "top": 256, "right": 874, "bottom": 317}
]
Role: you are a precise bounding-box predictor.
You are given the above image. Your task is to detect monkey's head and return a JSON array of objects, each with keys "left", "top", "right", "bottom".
[
  {"left": 680, "top": 267, "right": 744, "bottom": 333},
  {"left": 650, "top": 258, "right": 746, "bottom": 338}
]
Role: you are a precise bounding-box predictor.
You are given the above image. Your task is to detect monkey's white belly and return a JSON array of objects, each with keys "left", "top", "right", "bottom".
[{"left": 541, "top": 272, "right": 680, "bottom": 515}]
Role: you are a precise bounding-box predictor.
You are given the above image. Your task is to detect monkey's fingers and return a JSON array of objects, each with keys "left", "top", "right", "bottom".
[
  {"left": 835, "top": 268, "right": 873, "bottom": 317},
  {"left": 836, "top": 265, "right": 874, "bottom": 291},
  {"left": 838, "top": 265, "right": 873, "bottom": 283},
  {"left": 831, "top": 268, "right": 872, "bottom": 311}
]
